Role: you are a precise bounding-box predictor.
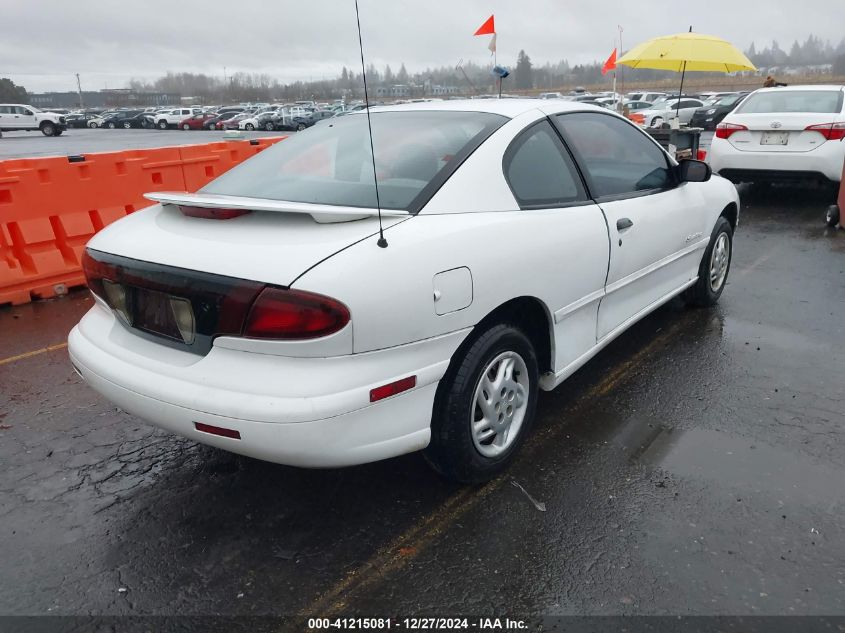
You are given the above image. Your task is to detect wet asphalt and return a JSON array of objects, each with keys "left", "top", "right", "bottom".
[
  {"left": 0, "top": 128, "right": 285, "bottom": 159},
  {"left": 0, "top": 182, "right": 843, "bottom": 625}
]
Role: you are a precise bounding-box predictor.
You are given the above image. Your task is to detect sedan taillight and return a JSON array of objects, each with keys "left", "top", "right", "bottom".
[
  {"left": 244, "top": 287, "right": 350, "bottom": 340},
  {"left": 715, "top": 122, "right": 748, "bottom": 139},
  {"left": 804, "top": 122, "right": 845, "bottom": 141}
]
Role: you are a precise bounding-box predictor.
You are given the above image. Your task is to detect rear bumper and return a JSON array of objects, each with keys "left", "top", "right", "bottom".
[
  {"left": 69, "top": 304, "right": 469, "bottom": 467},
  {"left": 709, "top": 137, "right": 845, "bottom": 182}
]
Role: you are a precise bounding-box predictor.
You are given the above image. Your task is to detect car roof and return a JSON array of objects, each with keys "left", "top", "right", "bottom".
[
  {"left": 754, "top": 84, "right": 844, "bottom": 92},
  {"left": 365, "top": 98, "right": 605, "bottom": 118}
]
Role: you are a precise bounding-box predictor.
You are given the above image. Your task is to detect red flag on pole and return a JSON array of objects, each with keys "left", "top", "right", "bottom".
[
  {"left": 601, "top": 48, "right": 617, "bottom": 75},
  {"left": 474, "top": 15, "right": 495, "bottom": 36}
]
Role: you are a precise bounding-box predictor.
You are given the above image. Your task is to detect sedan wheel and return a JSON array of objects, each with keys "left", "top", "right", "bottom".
[
  {"left": 123, "top": 122, "right": 131, "bottom": 129},
  {"left": 825, "top": 205, "right": 840, "bottom": 228},
  {"left": 182, "top": 124, "right": 191, "bottom": 130},
  {"left": 296, "top": 122, "right": 306, "bottom": 131},
  {"left": 245, "top": 123, "right": 254, "bottom": 131},
  {"left": 651, "top": 116, "right": 664, "bottom": 128},
  {"left": 158, "top": 120, "right": 168, "bottom": 130},
  {"left": 107, "top": 122, "right": 116, "bottom": 129},
  {"left": 424, "top": 323, "right": 539, "bottom": 483},
  {"left": 264, "top": 122, "right": 275, "bottom": 131}
]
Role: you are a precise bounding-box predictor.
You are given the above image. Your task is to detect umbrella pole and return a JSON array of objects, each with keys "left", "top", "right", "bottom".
[{"left": 676, "top": 60, "right": 687, "bottom": 122}]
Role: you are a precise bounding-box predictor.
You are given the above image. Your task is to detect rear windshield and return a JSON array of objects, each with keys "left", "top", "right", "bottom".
[
  {"left": 201, "top": 110, "right": 507, "bottom": 212},
  {"left": 735, "top": 90, "right": 844, "bottom": 114}
]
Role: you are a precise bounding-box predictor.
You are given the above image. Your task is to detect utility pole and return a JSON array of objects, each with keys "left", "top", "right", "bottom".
[{"left": 76, "top": 73, "right": 84, "bottom": 109}]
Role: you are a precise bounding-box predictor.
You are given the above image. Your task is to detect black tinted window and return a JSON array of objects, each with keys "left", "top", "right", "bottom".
[
  {"left": 504, "top": 120, "right": 586, "bottom": 208},
  {"left": 556, "top": 112, "right": 672, "bottom": 198}
]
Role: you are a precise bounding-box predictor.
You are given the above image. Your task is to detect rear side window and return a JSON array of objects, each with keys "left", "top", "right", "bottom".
[
  {"left": 556, "top": 112, "right": 673, "bottom": 199},
  {"left": 504, "top": 120, "right": 586, "bottom": 208},
  {"left": 736, "top": 90, "right": 844, "bottom": 114}
]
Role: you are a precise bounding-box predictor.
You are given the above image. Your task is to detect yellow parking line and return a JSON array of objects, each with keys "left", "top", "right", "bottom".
[
  {"left": 0, "top": 342, "right": 68, "bottom": 366},
  {"left": 297, "top": 318, "right": 684, "bottom": 620}
]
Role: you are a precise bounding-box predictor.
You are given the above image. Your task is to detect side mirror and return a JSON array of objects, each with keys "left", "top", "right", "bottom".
[{"left": 678, "top": 159, "right": 711, "bottom": 183}]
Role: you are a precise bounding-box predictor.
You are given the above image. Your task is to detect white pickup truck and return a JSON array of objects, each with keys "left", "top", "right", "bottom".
[
  {"left": 0, "top": 104, "right": 67, "bottom": 136},
  {"left": 153, "top": 107, "right": 203, "bottom": 130}
]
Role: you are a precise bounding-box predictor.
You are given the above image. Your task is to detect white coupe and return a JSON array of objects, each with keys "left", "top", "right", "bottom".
[{"left": 69, "top": 100, "right": 739, "bottom": 482}]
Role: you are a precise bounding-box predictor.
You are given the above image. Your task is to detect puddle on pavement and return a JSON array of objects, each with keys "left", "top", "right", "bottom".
[{"left": 622, "top": 424, "right": 843, "bottom": 510}]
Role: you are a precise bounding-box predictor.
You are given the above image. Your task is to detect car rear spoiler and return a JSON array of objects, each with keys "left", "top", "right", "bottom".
[{"left": 144, "top": 191, "right": 410, "bottom": 224}]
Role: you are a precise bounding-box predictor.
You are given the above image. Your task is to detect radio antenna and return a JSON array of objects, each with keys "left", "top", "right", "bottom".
[{"left": 354, "top": 0, "right": 387, "bottom": 248}]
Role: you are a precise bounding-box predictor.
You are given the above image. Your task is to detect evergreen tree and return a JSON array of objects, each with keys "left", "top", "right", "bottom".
[{"left": 515, "top": 50, "right": 533, "bottom": 89}]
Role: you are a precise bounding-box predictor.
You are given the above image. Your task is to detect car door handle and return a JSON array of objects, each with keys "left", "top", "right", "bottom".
[{"left": 616, "top": 218, "right": 634, "bottom": 231}]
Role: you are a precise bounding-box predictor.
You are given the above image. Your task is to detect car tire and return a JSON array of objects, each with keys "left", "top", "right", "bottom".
[
  {"left": 158, "top": 120, "right": 168, "bottom": 130},
  {"left": 296, "top": 122, "right": 307, "bottom": 131},
  {"left": 182, "top": 124, "right": 191, "bottom": 130},
  {"left": 685, "top": 216, "right": 733, "bottom": 307},
  {"left": 40, "top": 122, "right": 56, "bottom": 136},
  {"left": 424, "top": 323, "right": 539, "bottom": 484},
  {"left": 54, "top": 129, "right": 63, "bottom": 136},
  {"left": 123, "top": 122, "right": 131, "bottom": 129},
  {"left": 826, "top": 205, "right": 840, "bottom": 228},
  {"left": 651, "top": 116, "right": 664, "bottom": 128},
  {"left": 264, "top": 122, "right": 275, "bottom": 131},
  {"left": 245, "top": 123, "right": 255, "bottom": 131},
  {"left": 107, "top": 122, "right": 116, "bottom": 129}
]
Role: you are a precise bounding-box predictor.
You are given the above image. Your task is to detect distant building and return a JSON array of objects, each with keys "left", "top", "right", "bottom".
[
  {"left": 27, "top": 89, "right": 181, "bottom": 109},
  {"left": 429, "top": 85, "right": 461, "bottom": 96}
]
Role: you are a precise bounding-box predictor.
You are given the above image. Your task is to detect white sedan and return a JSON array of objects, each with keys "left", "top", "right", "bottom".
[
  {"left": 637, "top": 97, "right": 705, "bottom": 128},
  {"left": 709, "top": 85, "right": 845, "bottom": 186},
  {"left": 68, "top": 100, "right": 739, "bottom": 483}
]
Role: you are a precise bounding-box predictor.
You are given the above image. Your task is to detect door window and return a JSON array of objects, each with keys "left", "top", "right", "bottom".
[
  {"left": 0, "top": 106, "right": 12, "bottom": 114},
  {"left": 14, "top": 106, "right": 33, "bottom": 115},
  {"left": 503, "top": 120, "right": 587, "bottom": 208},
  {"left": 556, "top": 112, "right": 673, "bottom": 199}
]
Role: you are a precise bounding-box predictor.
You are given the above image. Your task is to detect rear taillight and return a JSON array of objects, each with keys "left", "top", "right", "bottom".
[
  {"left": 804, "top": 122, "right": 845, "bottom": 141},
  {"left": 178, "top": 206, "right": 251, "bottom": 220},
  {"left": 244, "top": 287, "right": 350, "bottom": 340},
  {"left": 715, "top": 122, "right": 748, "bottom": 139}
]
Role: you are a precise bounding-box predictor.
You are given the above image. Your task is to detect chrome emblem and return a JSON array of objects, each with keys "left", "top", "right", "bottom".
[{"left": 770, "top": 121, "right": 782, "bottom": 129}]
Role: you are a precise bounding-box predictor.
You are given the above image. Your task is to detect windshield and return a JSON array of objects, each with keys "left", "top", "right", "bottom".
[
  {"left": 716, "top": 95, "right": 742, "bottom": 107},
  {"left": 201, "top": 110, "right": 506, "bottom": 212},
  {"left": 736, "top": 90, "right": 844, "bottom": 114}
]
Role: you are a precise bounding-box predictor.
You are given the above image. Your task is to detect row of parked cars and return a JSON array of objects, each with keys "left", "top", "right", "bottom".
[
  {"left": 64, "top": 101, "right": 360, "bottom": 133},
  {"left": 538, "top": 89, "right": 751, "bottom": 130}
]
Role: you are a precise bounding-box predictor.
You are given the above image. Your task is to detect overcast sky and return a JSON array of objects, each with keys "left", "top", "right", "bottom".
[{"left": 3, "top": 0, "right": 842, "bottom": 93}]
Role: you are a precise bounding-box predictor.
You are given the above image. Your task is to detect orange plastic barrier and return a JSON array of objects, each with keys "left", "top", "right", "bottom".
[{"left": 0, "top": 137, "right": 286, "bottom": 306}]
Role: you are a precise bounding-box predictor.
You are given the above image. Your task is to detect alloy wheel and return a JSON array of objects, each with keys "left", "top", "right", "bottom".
[
  {"left": 709, "top": 232, "right": 730, "bottom": 292},
  {"left": 470, "top": 351, "right": 530, "bottom": 458}
]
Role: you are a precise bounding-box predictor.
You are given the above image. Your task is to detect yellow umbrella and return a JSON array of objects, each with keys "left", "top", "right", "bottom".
[{"left": 617, "top": 30, "right": 756, "bottom": 120}]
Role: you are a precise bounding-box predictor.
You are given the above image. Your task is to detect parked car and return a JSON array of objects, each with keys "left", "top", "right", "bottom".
[
  {"left": 0, "top": 104, "right": 67, "bottom": 136},
  {"left": 636, "top": 98, "right": 705, "bottom": 127},
  {"left": 101, "top": 110, "right": 144, "bottom": 129},
  {"left": 69, "top": 100, "right": 738, "bottom": 483},
  {"left": 539, "top": 92, "right": 566, "bottom": 100},
  {"left": 709, "top": 85, "right": 845, "bottom": 187},
  {"left": 626, "top": 92, "right": 666, "bottom": 103},
  {"left": 204, "top": 111, "right": 240, "bottom": 130},
  {"left": 689, "top": 93, "right": 749, "bottom": 130},
  {"left": 239, "top": 112, "right": 277, "bottom": 131},
  {"left": 219, "top": 113, "right": 252, "bottom": 130},
  {"left": 179, "top": 112, "right": 218, "bottom": 130},
  {"left": 65, "top": 111, "right": 105, "bottom": 128},
  {"left": 88, "top": 111, "right": 120, "bottom": 128},
  {"left": 154, "top": 107, "right": 202, "bottom": 129},
  {"left": 272, "top": 115, "right": 313, "bottom": 132}
]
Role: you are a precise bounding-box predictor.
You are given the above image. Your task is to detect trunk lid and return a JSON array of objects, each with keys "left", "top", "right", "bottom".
[
  {"left": 724, "top": 112, "right": 843, "bottom": 153},
  {"left": 87, "top": 195, "right": 408, "bottom": 288}
]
